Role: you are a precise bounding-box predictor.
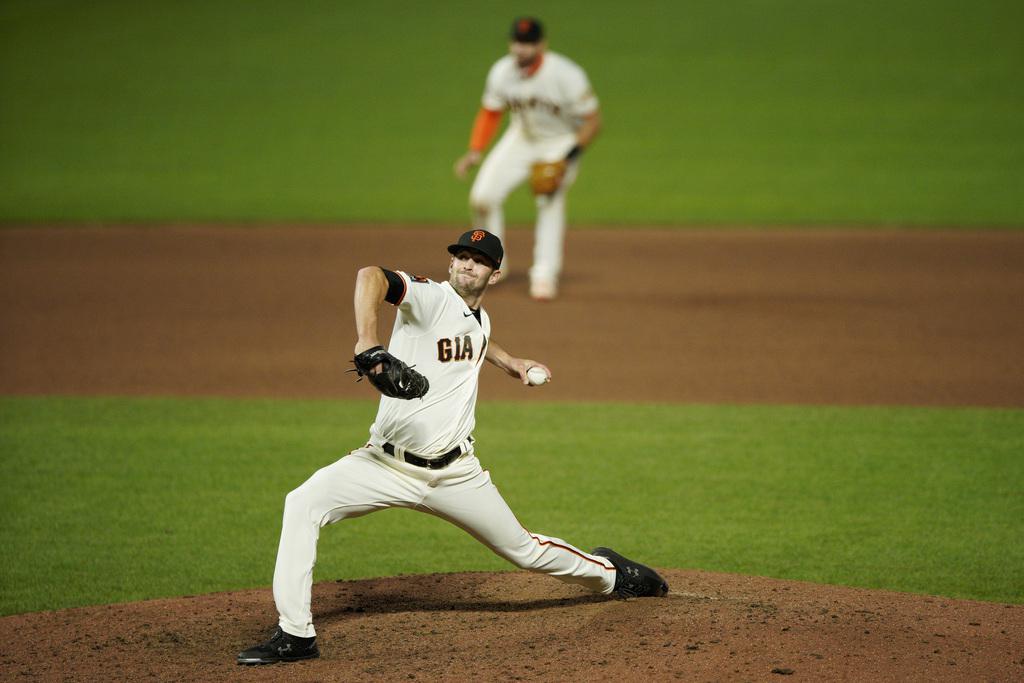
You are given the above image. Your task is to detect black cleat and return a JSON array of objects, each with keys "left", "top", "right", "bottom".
[
  {"left": 592, "top": 547, "right": 669, "bottom": 598},
  {"left": 237, "top": 626, "right": 320, "bottom": 665}
]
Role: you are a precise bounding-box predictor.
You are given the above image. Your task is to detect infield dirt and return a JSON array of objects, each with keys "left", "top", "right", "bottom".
[
  {"left": 1, "top": 225, "right": 1022, "bottom": 681},
  {"left": 3, "top": 226, "right": 1023, "bottom": 405}
]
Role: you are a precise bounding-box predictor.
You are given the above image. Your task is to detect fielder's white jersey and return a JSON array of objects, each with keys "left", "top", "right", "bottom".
[
  {"left": 368, "top": 271, "right": 490, "bottom": 456},
  {"left": 481, "top": 51, "right": 598, "bottom": 141}
]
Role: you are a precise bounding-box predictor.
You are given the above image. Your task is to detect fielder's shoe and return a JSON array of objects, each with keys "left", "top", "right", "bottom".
[
  {"left": 529, "top": 277, "right": 558, "bottom": 301},
  {"left": 592, "top": 547, "right": 669, "bottom": 598},
  {"left": 237, "top": 626, "right": 319, "bottom": 665}
]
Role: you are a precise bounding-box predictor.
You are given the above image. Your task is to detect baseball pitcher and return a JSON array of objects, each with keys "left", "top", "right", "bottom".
[
  {"left": 237, "top": 230, "right": 667, "bottom": 665},
  {"left": 454, "top": 17, "right": 602, "bottom": 301}
]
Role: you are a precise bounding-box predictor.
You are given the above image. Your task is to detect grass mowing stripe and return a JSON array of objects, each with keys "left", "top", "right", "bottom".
[{"left": 1, "top": 396, "right": 1021, "bottom": 615}]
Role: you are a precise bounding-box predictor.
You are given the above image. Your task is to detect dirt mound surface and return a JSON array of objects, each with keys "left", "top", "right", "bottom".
[{"left": 1, "top": 571, "right": 1020, "bottom": 682}]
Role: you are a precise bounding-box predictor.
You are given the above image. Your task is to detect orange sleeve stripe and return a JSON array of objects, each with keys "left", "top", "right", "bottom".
[{"left": 469, "top": 107, "right": 503, "bottom": 152}]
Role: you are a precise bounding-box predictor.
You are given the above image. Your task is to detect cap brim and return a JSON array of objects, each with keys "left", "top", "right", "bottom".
[{"left": 447, "top": 244, "right": 500, "bottom": 269}]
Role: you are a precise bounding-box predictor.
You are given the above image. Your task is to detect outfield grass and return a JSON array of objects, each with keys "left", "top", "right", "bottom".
[
  {"left": 1, "top": 396, "right": 1021, "bottom": 615},
  {"left": 1, "top": 0, "right": 1022, "bottom": 225}
]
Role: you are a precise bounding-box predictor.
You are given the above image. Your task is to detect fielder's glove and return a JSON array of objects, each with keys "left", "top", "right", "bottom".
[
  {"left": 351, "top": 346, "right": 429, "bottom": 400},
  {"left": 530, "top": 159, "right": 568, "bottom": 196}
]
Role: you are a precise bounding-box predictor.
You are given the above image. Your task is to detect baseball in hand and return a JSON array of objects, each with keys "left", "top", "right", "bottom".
[{"left": 526, "top": 366, "right": 550, "bottom": 386}]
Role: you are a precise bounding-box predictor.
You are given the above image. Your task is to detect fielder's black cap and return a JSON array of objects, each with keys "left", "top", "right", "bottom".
[
  {"left": 447, "top": 229, "right": 504, "bottom": 269},
  {"left": 510, "top": 16, "right": 543, "bottom": 43}
]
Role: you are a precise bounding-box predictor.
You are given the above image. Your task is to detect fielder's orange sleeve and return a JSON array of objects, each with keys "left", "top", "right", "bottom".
[{"left": 469, "top": 108, "right": 503, "bottom": 152}]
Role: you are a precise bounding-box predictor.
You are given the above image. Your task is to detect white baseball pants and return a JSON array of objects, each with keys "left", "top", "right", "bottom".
[
  {"left": 273, "top": 445, "right": 615, "bottom": 638},
  {"left": 469, "top": 128, "right": 579, "bottom": 284}
]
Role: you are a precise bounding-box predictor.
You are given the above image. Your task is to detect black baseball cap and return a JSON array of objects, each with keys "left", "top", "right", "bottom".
[
  {"left": 510, "top": 17, "right": 543, "bottom": 43},
  {"left": 447, "top": 229, "right": 504, "bottom": 269}
]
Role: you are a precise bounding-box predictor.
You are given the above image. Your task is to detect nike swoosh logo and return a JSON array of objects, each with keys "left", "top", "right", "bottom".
[{"left": 464, "top": 312, "right": 475, "bottom": 317}]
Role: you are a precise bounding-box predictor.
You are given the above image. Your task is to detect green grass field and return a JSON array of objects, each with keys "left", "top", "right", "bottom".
[
  {"left": 2, "top": 0, "right": 1022, "bottom": 623},
  {"left": 2, "top": 396, "right": 1021, "bottom": 615},
  {"left": 1, "top": 0, "right": 1022, "bottom": 225}
]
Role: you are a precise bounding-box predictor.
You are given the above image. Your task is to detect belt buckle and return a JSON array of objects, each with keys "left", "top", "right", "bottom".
[{"left": 425, "top": 449, "right": 453, "bottom": 469}]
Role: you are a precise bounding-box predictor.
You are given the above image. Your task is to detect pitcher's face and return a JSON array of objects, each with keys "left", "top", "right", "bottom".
[{"left": 449, "top": 250, "right": 500, "bottom": 296}]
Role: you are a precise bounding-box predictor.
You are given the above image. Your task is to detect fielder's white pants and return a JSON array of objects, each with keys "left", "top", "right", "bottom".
[
  {"left": 469, "top": 127, "right": 579, "bottom": 283},
  {"left": 273, "top": 445, "right": 615, "bottom": 638}
]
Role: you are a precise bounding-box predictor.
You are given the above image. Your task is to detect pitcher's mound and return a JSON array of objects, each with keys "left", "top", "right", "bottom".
[{"left": 1, "top": 570, "right": 1020, "bottom": 682}]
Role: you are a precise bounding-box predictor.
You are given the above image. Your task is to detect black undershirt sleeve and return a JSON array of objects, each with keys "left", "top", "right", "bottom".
[{"left": 381, "top": 268, "right": 404, "bottom": 305}]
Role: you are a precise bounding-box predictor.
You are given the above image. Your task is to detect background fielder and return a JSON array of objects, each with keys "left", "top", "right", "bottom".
[
  {"left": 454, "top": 17, "right": 602, "bottom": 301},
  {"left": 237, "top": 229, "right": 667, "bottom": 665}
]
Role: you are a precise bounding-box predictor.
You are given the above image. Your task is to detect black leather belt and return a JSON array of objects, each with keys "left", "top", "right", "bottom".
[{"left": 382, "top": 442, "right": 464, "bottom": 469}]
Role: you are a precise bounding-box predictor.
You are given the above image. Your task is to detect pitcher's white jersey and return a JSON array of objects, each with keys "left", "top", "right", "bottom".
[
  {"left": 481, "top": 51, "right": 598, "bottom": 142},
  {"left": 369, "top": 271, "right": 490, "bottom": 455}
]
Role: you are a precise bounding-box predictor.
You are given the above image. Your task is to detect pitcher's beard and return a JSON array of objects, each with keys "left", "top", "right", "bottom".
[{"left": 450, "top": 273, "right": 486, "bottom": 299}]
